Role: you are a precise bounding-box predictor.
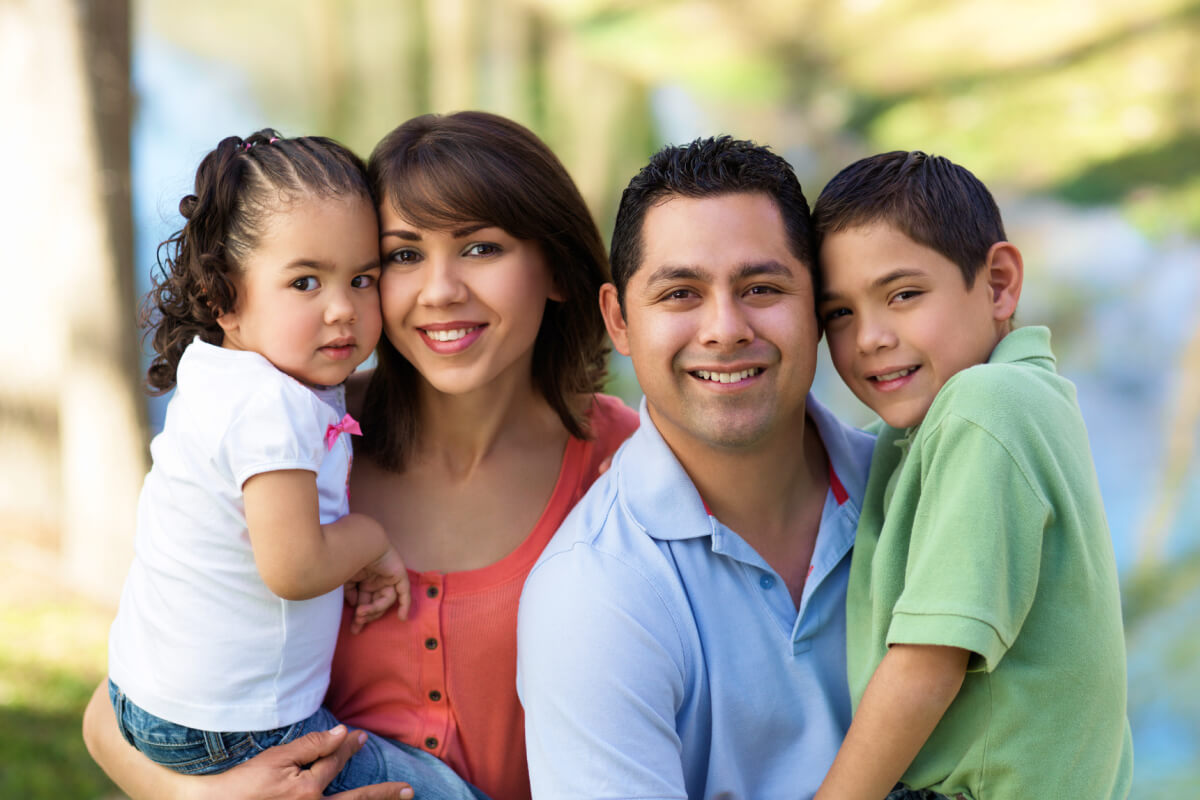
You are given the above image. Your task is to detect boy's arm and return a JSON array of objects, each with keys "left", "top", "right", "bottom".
[
  {"left": 243, "top": 470, "right": 403, "bottom": 602},
  {"left": 815, "top": 644, "right": 969, "bottom": 800}
]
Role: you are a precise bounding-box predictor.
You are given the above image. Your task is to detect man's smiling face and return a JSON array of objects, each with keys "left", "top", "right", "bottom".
[{"left": 601, "top": 191, "right": 819, "bottom": 457}]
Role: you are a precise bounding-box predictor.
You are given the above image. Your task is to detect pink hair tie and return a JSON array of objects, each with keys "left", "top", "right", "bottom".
[
  {"left": 242, "top": 141, "right": 253, "bottom": 151},
  {"left": 268, "top": 137, "right": 279, "bottom": 144}
]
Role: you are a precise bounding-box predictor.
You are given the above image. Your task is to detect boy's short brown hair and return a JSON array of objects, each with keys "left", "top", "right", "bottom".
[{"left": 812, "top": 150, "right": 1006, "bottom": 287}]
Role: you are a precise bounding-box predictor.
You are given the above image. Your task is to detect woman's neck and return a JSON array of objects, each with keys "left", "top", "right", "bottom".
[{"left": 412, "top": 372, "right": 562, "bottom": 479}]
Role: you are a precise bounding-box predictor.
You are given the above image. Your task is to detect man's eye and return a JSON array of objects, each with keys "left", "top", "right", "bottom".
[
  {"left": 291, "top": 276, "right": 319, "bottom": 291},
  {"left": 666, "top": 288, "right": 695, "bottom": 301}
]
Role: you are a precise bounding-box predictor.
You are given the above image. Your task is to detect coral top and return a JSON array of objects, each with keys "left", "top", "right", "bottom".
[{"left": 325, "top": 394, "right": 639, "bottom": 800}]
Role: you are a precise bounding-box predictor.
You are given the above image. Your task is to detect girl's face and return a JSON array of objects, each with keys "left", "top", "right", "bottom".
[
  {"left": 377, "top": 199, "right": 562, "bottom": 399},
  {"left": 218, "top": 194, "right": 382, "bottom": 388}
]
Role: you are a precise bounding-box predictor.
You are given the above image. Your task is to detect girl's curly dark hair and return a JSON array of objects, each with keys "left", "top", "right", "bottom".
[{"left": 141, "top": 129, "right": 370, "bottom": 393}]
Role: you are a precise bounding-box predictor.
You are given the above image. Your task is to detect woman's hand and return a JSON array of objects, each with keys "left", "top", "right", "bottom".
[
  {"left": 82, "top": 681, "right": 412, "bottom": 800},
  {"left": 205, "top": 726, "right": 414, "bottom": 800}
]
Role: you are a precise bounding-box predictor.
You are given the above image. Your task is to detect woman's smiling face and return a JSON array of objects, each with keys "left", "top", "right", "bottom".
[{"left": 377, "top": 198, "right": 561, "bottom": 399}]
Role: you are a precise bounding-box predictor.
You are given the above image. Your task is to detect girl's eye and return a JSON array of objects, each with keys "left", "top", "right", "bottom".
[
  {"left": 822, "top": 307, "right": 850, "bottom": 323},
  {"left": 352, "top": 274, "right": 376, "bottom": 289},
  {"left": 291, "top": 276, "right": 319, "bottom": 292},
  {"left": 464, "top": 242, "right": 500, "bottom": 258}
]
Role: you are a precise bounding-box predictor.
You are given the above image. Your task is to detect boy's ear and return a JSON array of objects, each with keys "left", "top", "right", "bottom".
[
  {"left": 984, "top": 242, "right": 1023, "bottom": 324},
  {"left": 598, "top": 283, "right": 631, "bottom": 357}
]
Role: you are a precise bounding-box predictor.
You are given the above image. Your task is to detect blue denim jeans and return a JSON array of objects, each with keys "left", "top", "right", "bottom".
[{"left": 108, "top": 679, "right": 489, "bottom": 798}]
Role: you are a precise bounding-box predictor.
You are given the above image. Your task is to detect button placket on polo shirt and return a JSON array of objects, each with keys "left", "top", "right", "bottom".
[{"left": 417, "top": 573, "right": 449, "bottom": 755}]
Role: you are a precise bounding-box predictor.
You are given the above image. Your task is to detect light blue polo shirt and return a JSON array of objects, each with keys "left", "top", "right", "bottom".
[{"left": 517, "top": 394, "right": 874, "bottom": 800}]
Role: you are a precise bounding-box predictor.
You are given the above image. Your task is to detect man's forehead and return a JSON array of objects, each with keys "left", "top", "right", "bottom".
[{"left": 632, "top": 193, "right": 800, "bottom": 285}]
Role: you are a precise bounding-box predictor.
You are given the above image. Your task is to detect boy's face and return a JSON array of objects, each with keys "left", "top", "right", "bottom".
[{"left": 818, "top": 221, "right": 1009, "bottom": 429}]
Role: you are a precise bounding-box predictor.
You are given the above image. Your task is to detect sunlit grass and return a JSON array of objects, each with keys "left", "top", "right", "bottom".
[{"left": 0, "top": 590, "right": 122, "bottom": 799}]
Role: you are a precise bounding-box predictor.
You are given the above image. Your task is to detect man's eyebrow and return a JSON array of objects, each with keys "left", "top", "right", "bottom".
[
  {"left": 644, "top": 264, "right": 708, "bottom": 285},
  {"left": 733, "top": 261, "right": 794, "bottom": 280},
  {"left": 643, "top": 261, "right": 794, "bottom": 286}
]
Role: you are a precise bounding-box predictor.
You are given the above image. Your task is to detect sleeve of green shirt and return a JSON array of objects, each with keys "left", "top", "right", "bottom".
[{"left": 886, "top": 413, "right": 1051, "bottom": 671}]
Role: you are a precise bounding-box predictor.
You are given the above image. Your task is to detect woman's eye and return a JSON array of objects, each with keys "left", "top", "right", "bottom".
[
  {"left": 352, "top": 274, "right": 376, "bottom": 289},
  {"left": 464, "top": 242, "right": 500, "bottom": 257},
  {"left": 387, "top": 248, "right": 420, "bottom": 264},
  {"left": 291, "top": 276, "right": 319, "bottom": 291}
]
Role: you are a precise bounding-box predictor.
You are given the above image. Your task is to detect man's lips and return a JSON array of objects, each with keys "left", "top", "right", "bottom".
[{"left": 688, "top": 366, "right": 765, "bottom": 384}]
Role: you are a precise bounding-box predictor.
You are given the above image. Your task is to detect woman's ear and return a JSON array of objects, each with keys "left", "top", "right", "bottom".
[
  {"left": 984, "top": 242, "right": 1023, "bottom": 323},
  {"left": 598, "top": 283, "right": 631, "bottom": 357}
]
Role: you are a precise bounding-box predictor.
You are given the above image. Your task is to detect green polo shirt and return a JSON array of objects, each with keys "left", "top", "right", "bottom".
[{"left": 846, "top": 326, "right": 1133, "bottom": 798}]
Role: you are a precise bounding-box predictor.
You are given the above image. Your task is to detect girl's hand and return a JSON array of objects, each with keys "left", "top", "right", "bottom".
[
  {"left": 346, "top": 547, "right": 410, "bottom": 634},
  {"left": 204, "top": 725, "right": 413, "bottom": 800}
]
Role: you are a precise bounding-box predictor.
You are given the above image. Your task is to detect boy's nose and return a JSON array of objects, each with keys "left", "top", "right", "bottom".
[{"left": 856, "top": 314, "right": 896, "bottom": 353}]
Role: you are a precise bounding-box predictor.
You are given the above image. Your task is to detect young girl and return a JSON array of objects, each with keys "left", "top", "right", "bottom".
[{"left": 105, "top": 130, "right": 487, "bottom": 799}]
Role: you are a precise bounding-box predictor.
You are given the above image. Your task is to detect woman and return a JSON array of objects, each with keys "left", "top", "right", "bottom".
[{"left": 82, "top": 111, "right": 639, "bottom": 800}]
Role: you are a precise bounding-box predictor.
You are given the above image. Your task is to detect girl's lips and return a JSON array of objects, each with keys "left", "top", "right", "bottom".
[
  {"left": 417, "top": 323, "right": 487, "bottom": 354},
  {"left": 320, "top": 343, "right": 356, "bottom": 361}
]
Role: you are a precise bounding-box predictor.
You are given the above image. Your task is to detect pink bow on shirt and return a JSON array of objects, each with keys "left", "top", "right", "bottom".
[{"left": 324, "top": 413, "right": 362, "bottom": 451}]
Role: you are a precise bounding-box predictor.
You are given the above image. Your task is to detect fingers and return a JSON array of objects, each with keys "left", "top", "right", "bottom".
[
  {"left": 394, "top": 572, "right": 411, "bottom": 621},
  {"left": 301, "top": 725, "right": 364, "bottom": 787},
  {"left": 327, "top": 781, "right": 415, "bottom": 800}
]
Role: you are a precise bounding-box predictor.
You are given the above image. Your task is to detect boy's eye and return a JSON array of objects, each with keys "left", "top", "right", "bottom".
[
  {"left": 291, "top": 276, "right": 319, "bottom": 292},
  {"left": 893, "top": 289, "right": 922, "bottom": 303},
  {"left": 351, "top": 274, "right": 376, "bottom": 289},
  {"left": 464, "top": 242, "right": 500, "bottom": 258}
]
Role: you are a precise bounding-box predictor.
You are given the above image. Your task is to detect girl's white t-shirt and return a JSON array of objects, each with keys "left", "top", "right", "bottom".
[{"left": 108, "top": 339, "right": 354, "bottom": 732}]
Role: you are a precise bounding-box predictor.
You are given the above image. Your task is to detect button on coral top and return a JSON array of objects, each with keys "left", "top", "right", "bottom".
[{"left": 325, "top": 394, "right": 638, "bottom": 800}]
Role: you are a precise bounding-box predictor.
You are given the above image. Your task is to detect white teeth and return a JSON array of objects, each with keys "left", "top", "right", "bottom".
[
  {"left": 874, "top": 367, "right": 916, "bottom": 382},
  {"left": 695, "top": 368, "right": 762, "bottom": 383},
  {"left": 425, "top": 327, "right": 477, "bottom": 342}
]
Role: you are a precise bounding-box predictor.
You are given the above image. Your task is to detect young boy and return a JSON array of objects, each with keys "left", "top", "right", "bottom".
[{"left": 811, "top": 151, "right": 1133, "bottom": 799}]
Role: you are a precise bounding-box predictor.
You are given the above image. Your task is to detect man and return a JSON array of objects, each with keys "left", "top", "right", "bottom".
[{"left": 517, "top": 136, "right": 875, "bottom": 799}]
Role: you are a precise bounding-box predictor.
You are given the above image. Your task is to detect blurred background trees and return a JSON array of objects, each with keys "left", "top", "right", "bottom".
[{"left": 1, "top": 0, "right": 1196, "bottom": 796}]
